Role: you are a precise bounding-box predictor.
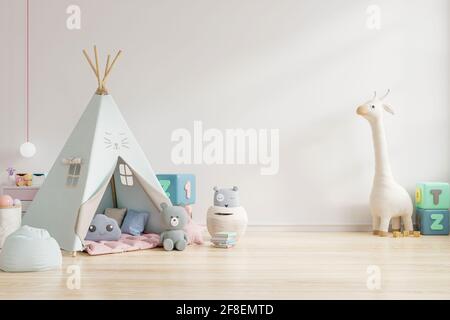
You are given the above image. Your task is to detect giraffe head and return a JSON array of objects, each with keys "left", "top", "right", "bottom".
[{"left": 356, "top": 90, "right": 394, "bottom": 124}]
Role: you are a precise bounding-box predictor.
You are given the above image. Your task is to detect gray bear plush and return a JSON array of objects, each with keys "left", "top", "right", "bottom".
[
  {"left": 213, "top": 186, "right": 240, "bottom": 208},
  {"left": 160, "top": 203, "right": 188, "bottom": 251}
]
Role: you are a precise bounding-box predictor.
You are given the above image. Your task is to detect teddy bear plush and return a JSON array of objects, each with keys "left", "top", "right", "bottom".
[{"left": 160, "top": 203, "right": 188, "bottom": 251}]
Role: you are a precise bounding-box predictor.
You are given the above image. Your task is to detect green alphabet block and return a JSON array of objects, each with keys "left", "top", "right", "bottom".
[
  {"left": 416, "top": 209, "right": 450, "bottom": 235},
  {"left": 415, "top": 182, "right": 450, "bottom": 210}
]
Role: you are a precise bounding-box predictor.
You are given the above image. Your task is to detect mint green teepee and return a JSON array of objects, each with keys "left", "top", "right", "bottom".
[{"left": 23, "top": 47, "right": 170, "bottom": 252}]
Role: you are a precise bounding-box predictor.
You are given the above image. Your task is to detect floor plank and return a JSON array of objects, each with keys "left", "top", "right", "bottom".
[{"left": 0, "top": 231, "right": 449, "bottom": 299}]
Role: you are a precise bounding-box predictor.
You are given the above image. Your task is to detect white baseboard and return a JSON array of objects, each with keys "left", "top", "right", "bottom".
[{"left": 245, "top": 225, "right": 372, "bottom": 232}]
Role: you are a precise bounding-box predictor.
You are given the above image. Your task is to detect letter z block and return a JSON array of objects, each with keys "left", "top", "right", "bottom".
[
  {"left": 415, "top": 182, "right": 450, "bottom": 210},
  {"left": 156, "top": 174, "right": 196, "bottom": 205},
  {"left": 416, "top": 209, "right": 449, "bottom": 235}
]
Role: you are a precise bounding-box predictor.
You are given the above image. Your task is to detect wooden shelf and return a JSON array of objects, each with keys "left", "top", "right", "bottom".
[
  {"left": 1, "top": 185, "right": 40, "bottom": 213},
  {"left": 1, "top": 185, "right": 40, "bottom": 190}
]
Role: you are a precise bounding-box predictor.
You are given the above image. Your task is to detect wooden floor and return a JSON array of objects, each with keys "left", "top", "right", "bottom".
[{"left": 0, "top": 231, "right": 449, "bottom": 299}]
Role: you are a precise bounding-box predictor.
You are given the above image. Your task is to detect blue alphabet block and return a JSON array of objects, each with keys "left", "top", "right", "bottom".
[
  {"left": 156, "top": 174, "right": 196, "bottom": 205},
  {"left": 416, "top": 209, "right": 449, "bottom": 235}
]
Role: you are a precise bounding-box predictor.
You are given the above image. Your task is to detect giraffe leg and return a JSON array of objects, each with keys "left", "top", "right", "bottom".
[
  {"left": 391, "top": 217, "right": 401, "bottom": 232},
  {"left": 378, "top": 217, "right": 390, "bottom": 237},
  {"left": 372, "top": 215, "right": 380, "bottom": 235},
  {"left": 402, "top": 214, "right": 414, "bottom": 235},
  {"left": 391, "top": 217, "right": 402, "bottom": 238}
]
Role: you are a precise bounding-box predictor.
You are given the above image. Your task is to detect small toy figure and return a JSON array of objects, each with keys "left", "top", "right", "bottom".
[
  {"left": 23, "top": 173, "right": 33, "bottom": 186},
  {"left": 0, "top": 195, "right": 14, "bottom": 208},
  {"left": 160, "top": 203, "right": 188, "bottom": 251},
  {"left": 6, "top": 168, "right": 16, "bottom": 186},
  {"left": 16, "top": 173, "right": 33, "bottom": 187}
]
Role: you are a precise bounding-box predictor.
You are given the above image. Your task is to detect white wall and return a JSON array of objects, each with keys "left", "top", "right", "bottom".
[{"left": 0, "top": 0, "right": 448, "bottom": 227}]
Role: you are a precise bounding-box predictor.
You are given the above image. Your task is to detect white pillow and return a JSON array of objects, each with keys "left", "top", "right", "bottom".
[{"left": 0, "top": 225, "right": 62, "bottom": 272}]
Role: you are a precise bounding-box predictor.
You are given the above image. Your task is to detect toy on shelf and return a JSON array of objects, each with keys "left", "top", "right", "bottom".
[
  {"left": 157, "top": 174, "right": 196, "bottom": 218},
  {"left": 15, "top": 173, "right": 33, "bottom": 187},
  {"left": 32, "top": 173, "right": 46, "bottom": 186},
  {"left": 6, "top": 167, "right": 16, "bottom": 186},
  {"left": 0, "top": 195, "right": 14, "bottom": 207},
  {"left": 415, "top": 182, "right": 450, "bottom": 235},
  {"left": 356, "top": 90, "right": 414, "bottom": 237},
  {"left": 207, "top": 186, "right": 248, "bottom": 241},
  {"left": 160, "top": 203, "right": 188, "bottom": 251},
  {"left": 0, "top": 195, "right": 22, "bottom": 248}
]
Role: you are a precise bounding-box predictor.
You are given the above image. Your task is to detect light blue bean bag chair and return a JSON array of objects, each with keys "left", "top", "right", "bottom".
[{"left": 0, "top": 225, "right": 62, "bottom": 272}]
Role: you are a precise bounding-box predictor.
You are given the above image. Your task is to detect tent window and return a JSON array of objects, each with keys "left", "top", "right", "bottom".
[
  {"left": 119, "top": 164, "right": 133, "bottom": 186},
  {"left": 67, "top": 163, "right": 81, "bottom": 187}
]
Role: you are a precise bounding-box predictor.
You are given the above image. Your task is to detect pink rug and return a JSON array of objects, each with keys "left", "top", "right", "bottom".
[{"left": 84, "top": 233, "right": 160, "bottom": 255}]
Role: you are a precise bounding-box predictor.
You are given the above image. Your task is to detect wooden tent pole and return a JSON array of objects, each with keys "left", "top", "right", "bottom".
[
  {"left": 82, "top": 49, "right": 97, "bottom": 77},
  {"left": 93, "top": 45, "right": 101, "bottom": 90},
  {"left": 83, "top": 46, "right": 122, "bottom": 94},
  {"left": 103, "top": 50, "right": 122, "bottom": 84},
  {"left": 103, "top": 54, "right": 111, "bottom": 89}
]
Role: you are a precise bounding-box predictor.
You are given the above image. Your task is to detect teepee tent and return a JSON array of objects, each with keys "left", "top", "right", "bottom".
[{"left": 23, "top": 47, "right": 170, "bottom": 252}]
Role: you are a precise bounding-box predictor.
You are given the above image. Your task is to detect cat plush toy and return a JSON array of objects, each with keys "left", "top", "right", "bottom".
[{"left": 213, "top": 186, "right": 240, "bottom": 208}]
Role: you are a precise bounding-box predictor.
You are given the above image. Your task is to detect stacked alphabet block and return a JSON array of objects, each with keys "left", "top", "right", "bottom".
[
  {"left": 156, "top": 174, "right": 196, "bottom": 217},
  {"left": 415, "top": 182, "right": 450, "bottom": 235}
]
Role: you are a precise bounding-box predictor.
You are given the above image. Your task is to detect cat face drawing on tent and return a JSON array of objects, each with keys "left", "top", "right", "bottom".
[
  {"left": 104, "top": 132, "right": 129, "bottom": 151},
  {"left": 23, "top": 47, "right": 171, "bottom": 253}
]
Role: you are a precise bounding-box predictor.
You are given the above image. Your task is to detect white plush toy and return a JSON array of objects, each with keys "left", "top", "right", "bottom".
[{"left": 356, "top": 90, "right": 414, "bottom": 237}]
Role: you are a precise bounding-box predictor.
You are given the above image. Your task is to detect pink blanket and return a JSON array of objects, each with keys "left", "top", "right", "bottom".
[{"left": 84, "top": 233, "right": 160, "bottom": 255}]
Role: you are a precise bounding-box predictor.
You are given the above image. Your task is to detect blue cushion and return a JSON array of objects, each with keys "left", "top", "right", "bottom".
[{"left": 121, "top": 210, "right": 149, "bottom": 236}]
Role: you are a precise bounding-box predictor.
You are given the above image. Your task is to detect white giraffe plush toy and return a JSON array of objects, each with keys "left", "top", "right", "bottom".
[{"left": 356, "top": 90, "right": 414, "bottom": 237}]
